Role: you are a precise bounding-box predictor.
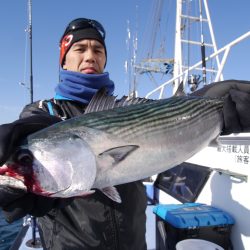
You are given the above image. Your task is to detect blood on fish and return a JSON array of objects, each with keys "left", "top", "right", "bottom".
[{"left": 2, "top": 163, "right": 46, "bottom": 195}]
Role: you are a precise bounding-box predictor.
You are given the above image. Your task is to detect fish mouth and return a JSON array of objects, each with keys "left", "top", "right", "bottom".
[
  {"left": 0, "top": 164, "right": 27, "bottom": 183},
  {"left": 0, "top": 175, "right": 27, "bottom": 191}
]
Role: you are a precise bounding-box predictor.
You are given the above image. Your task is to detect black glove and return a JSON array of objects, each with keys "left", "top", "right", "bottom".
[
  {"left": 0, "top": 115, "right": 61, "bottom": 166},
  {"left": 0, "top": 114, "right": 61, "bottom": 222},
  {"left": 0, "top": 189, "right": 56, "bottom": 223},
  {"left": 192, "top": 79, "right": 250, "bottom": 135}
]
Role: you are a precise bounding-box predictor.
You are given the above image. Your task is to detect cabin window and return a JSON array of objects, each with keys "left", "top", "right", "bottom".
[{"left": 154, "top": 162, "right": 212, "bottom": 203}]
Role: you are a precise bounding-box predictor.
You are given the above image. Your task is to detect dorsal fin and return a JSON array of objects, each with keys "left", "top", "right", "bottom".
[
  {"left": 84, "top": 88, "right": 116, "bottom": 114},
  {"left": 85, "top": 88, "right": 154, "bottom": 114}
]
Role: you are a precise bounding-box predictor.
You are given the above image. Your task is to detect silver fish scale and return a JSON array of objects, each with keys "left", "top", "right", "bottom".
[{"left": 71, "top": 96, "right": 223, "bottom": 140}]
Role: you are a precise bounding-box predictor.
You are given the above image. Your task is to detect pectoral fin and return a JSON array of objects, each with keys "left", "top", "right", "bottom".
[
  {"left": 99, "top": 145, "right": 139, "bottom": 165},
  {"left": 101, "top": 186, "right": 121, "bottom": 203}
]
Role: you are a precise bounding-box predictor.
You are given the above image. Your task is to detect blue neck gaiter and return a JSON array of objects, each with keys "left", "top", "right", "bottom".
[{"left": 55, "top": 70, "right": 115, "bottom": 104}]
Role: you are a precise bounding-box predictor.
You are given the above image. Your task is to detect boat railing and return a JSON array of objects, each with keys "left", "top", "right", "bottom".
[{"left": 145, "top": 31, "right": 250, "bottom": 99}]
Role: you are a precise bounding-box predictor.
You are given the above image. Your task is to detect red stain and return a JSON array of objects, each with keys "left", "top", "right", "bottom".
[{"left": 1, "top": 163, "right": 47, "bottom": 195}]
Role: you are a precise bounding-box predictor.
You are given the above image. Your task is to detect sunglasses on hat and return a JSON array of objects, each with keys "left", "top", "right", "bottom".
[{"left": 60, "top": 18, "right": 106, "bottom": 44}]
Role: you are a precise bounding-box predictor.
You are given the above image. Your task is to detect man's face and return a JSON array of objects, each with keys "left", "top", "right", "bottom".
[{"left": 63, "top": 39, "right": 106, "bottom": 74}]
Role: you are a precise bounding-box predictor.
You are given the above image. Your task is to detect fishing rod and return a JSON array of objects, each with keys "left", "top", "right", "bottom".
[
  {"left": 20, "top": 0, "right": 34, "bottom": 102},
  {"left": 28, "top": 0, "right": 33, "bottom": 103},
  {"left": 26, "top": 0, "right": 41, "bottom": 248},
  {"left": 28, "top": 0, "right": 37, "bottom": 246}
]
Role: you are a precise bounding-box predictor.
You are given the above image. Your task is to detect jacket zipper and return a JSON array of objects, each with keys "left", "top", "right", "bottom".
[{"left": 110, "top": 202, "right": 120, "bottom": 250}]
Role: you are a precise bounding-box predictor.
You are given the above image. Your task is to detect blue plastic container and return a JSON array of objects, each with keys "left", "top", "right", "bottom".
[
  {"left": 153, "top": 203, "right": 234, "bottom": 250},
  {"left": 153, "top": 203, "right": 234, "bottom": 228}
]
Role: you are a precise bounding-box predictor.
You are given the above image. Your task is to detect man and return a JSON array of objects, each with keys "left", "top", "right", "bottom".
[
  {"left": 0, "top": 18, "right": 147, "bottom": 250},
  {"left": 0, "top": 17, "right": 250, "bottom": 250}
]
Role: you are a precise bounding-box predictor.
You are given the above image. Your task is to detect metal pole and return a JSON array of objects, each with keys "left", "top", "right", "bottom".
[
  {"left": 199, "top": 0, "right": 207, "bottom": 85},
  {"left": 28, "top": 0, "right": 33, "bottom": 103},
  {"left": 31, "top": 216, "right": 37, "bottom": 246},
  {"left": 203, "top": 0, "right": 223, "bottom": 81},
  {"left": 173, "top": 0, "right": 183, "bottom": 94}
]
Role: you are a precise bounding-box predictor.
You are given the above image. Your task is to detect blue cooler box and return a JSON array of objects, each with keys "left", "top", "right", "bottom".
[{"left": 153, "top": 203, "right": 234, "bottom": 250}]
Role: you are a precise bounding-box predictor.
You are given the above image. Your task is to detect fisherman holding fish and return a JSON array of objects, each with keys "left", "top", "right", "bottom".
[
  {"left": 0, "top": 18, "right": 250, "bottom": 250},
  {"left": 0, "top": 18, "right": 148, "bottom": 250}
]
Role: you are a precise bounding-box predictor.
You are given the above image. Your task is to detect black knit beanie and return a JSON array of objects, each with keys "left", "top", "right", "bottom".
[{"left": 59, "top": 19, "right": 107, "bottom": 67}]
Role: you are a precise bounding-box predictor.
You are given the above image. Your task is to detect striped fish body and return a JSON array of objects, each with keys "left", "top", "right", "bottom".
[{"left": 13, "top": 95, "right": 223, "bottom": 196}]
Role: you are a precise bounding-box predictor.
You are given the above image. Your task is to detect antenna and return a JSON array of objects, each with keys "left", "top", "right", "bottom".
[{"left": 125, "top": 5, "right": 139, "bottom": 98}]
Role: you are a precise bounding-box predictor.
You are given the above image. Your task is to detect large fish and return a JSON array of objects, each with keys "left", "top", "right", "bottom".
[{"left": 0, "top": 90, "right": 224, "bottom": 202}]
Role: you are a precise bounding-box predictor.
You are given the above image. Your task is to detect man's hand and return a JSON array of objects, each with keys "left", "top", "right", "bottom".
[
  {"left": 192, "top": 80, "right": 250, "bottom": 135},
  {"left": 0, "top": 115, "right": 61, "bottom": 165},
  {"left": 0, "top": 188, "right": 56, "bottom": 223},
  {"left": 0, "top": 115, "right": 61, "bottom": 222}
]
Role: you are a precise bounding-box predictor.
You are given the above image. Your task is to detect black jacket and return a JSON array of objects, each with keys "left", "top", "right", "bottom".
[{"left": 20, "top": 99, "right": 147, "bottom": 250}]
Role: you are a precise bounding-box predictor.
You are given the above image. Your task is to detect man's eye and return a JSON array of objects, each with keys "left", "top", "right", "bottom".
[
  {"left": 95, "top": 49, "right": 104, "bottom": 54},
  {"left": 73, "top": 47, "right": 85, "bottom": 52}
]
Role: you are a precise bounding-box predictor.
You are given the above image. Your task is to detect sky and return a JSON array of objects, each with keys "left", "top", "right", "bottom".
[{"left": 0, "top": 0, "right": 249, "bottom": 124}]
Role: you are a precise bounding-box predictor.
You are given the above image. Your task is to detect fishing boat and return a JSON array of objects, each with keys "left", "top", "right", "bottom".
[
  {"left": 11, "top": 0, "right": 250, "bottom": 249},
  {"left": 133, "top": 1, "right": 250, "bottom": 249}
]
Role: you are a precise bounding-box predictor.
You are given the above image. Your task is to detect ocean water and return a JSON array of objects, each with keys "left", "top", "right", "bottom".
[{"left": 0, "top": 210, "right": 22, "bottom": 250}]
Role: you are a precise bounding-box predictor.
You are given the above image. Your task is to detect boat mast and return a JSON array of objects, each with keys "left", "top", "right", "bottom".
[{"left": 173, "top": 0, "right": 222, "bottom": 94}]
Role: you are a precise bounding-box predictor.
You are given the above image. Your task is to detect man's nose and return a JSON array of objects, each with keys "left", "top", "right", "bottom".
[{"left": 84, "top": 49, "right": 96, "bottom": 62}]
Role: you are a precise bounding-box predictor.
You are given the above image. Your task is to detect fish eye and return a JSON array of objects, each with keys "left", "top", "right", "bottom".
[{"left": 14, "top": 149, "right": 34, "bottom": 166}]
